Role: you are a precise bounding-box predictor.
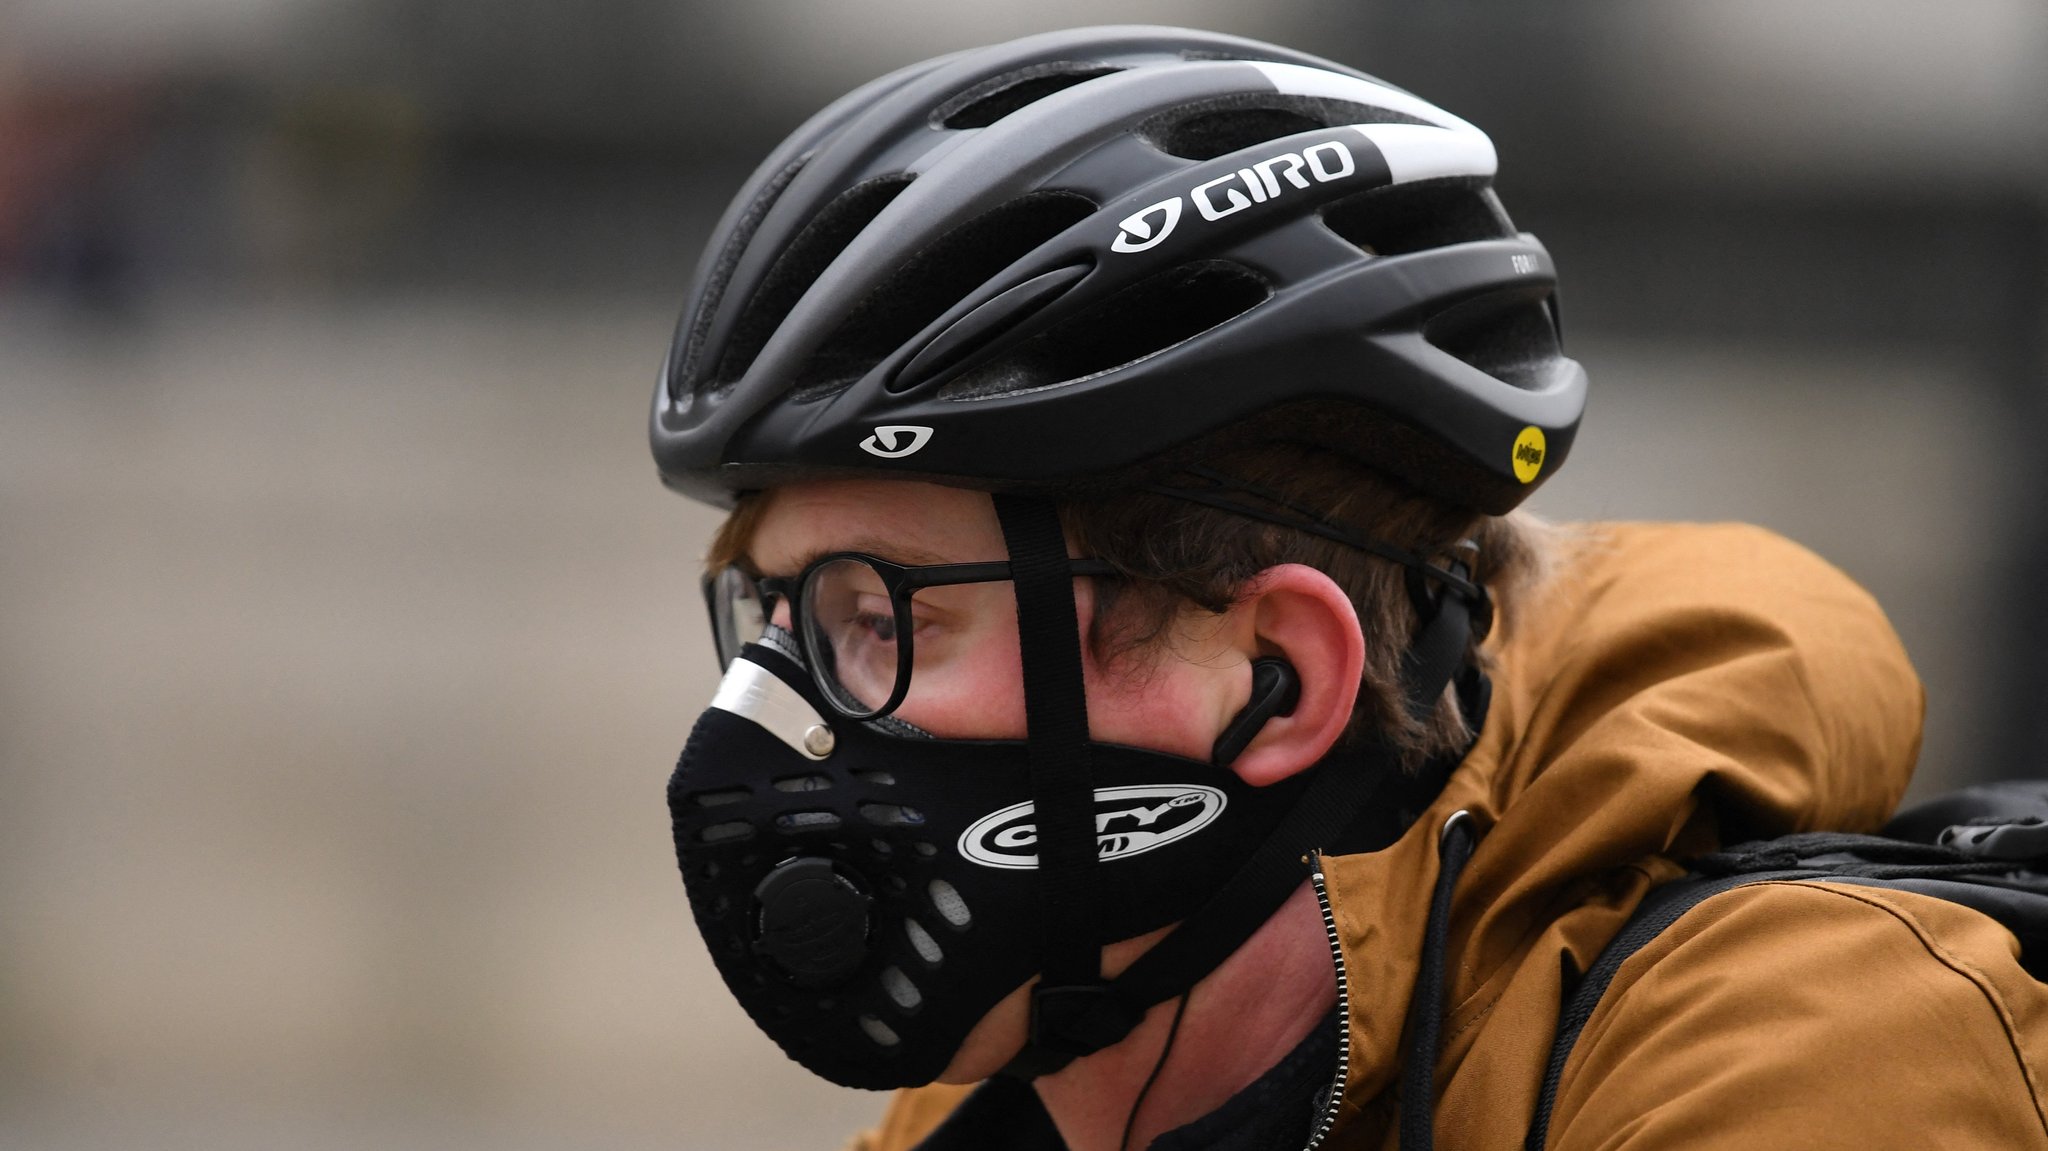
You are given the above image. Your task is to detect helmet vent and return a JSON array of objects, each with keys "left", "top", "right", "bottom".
[
  {"left": 1141, "top": 95, "right": 1433, "bottom": 162},
  {"left": 938, "top": 260, "right": 1270, "bottom": 401},
  {"left": 791, "top": 190, "right": 1097, "bottom": 399},
  {"left": 712, "top": 172, "right": 916, "bottom": 390},
  {"left": 672, "top": 151, "right": 810, "bottom": 397},
  {"left": 1423, "top": 290, "right": 1563, "bottom": 391},
  {"left": 1320, "top": 180, "right": 1515, "bottom": 258},
  {"left": 933, "top": 62, "right": 1122, "bottom": 129}
]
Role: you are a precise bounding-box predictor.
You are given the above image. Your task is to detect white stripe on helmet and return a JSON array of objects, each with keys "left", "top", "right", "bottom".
[
  {"left": 1246, "top": 61, "right": 1477, "bottom": 134},
  {"left": 1349, "top": 123, "right": 1498, "bottom": 184}
]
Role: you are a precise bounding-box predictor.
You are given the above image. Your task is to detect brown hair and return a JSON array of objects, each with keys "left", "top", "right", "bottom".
[
  {"left": 706, "top": 443, "right": 1553, "bottom": 768},
  {"left": 1060, "top": 444, "right": 1549, "bottom": 766}
]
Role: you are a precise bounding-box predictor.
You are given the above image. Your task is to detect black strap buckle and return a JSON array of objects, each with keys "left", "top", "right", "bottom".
[
  {"left": 999, "top": 981, "right": 1146, "bottom": 1080},
  {"left": 1031, "top": 981, "right": 1143, "bottom": 1055}
]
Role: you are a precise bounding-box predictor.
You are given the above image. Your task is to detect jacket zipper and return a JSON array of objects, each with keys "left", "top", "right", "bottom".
[{"left": 1301, "top": 851, "right": 1349, "bottom": 1151}]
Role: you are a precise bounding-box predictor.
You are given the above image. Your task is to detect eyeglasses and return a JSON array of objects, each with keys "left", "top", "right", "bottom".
[{"left": 705, "top": 552, "right": 1116, "bottom": 721}]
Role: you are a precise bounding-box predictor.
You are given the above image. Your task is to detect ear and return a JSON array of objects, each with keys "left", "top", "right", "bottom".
[{"left": 1224, "top": 564, "right": 1365, "bottom": 787}]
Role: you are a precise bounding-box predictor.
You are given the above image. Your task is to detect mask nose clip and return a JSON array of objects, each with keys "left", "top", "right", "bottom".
[
  {"left": 751, "top": 856, "right": 872, "bottom": 988},
  {"left": 709, "top": 651, "right": 838, "bottom": 761}
]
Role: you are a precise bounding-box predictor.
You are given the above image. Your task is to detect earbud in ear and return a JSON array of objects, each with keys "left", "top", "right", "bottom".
[{"left": 1210, "top": 657, "right": 1302, "bottom": 768}]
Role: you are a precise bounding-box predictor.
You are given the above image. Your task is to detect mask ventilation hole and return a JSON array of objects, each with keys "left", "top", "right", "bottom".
[
  {"left": 928, "top": 880, "right": 971, "bottom": 929},
  {"left": 1139, "top": 95, "right": 1433, "bottom": 161},
  {"left": 938, "top": 260, "right": 1271, "bottom": 400},
  {"left": 792, "top": 190, "right": 1098, "bottom": 399},
  {"left": 859, "top": 1014, "right": 902, "bottom": 1047},
  {"left": 861, "top": 803, "right": 926, "bottom": 828},
  {"left": 691, "top": 788, "right": 751, "bottom": 808},
  {"left": 699, "top": 821, "right": 754, "bottom": 844},
  {"left": 1320, "top": 180, "right": 1516, "bottom": 258},
  {"left": 713, "top": 172, "right": 917, "bottom": 389},
  {"left": 772, "top": 774, "right": 834, "bottom": 792},
  {"left": 932, "top": 62, "right": 1122, "bottom": 129},
  {"left": 880, "top": 966, "right": 922, "bottom": 1010},
  {"left": 852, "top": 769, "right": 896, "bottom": 786},
  {"left": 869, "top": 838, "right": 894, "bottom": 856},
  {"left": 904, "top": 918, "right": 944, "bottom": 966},
  {"left": 912, "top": 842, "right": 938, "bottom": 859},
  {"left": 773, "top": 811, "right": 843, "bottom": 832}
]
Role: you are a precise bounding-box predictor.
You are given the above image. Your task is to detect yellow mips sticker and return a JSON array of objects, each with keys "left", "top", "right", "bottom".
[{"left": 1512, "top": 426, "right": 1547, "bottom": 484}]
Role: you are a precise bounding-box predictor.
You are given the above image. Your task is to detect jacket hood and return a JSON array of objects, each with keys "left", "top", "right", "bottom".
[{"left": 1318, "top": 521, "right": 1924, "bottom": 1144}]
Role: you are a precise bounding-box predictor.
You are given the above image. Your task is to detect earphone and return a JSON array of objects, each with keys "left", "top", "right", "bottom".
[{"left": 1210, "top": 658, "right": 1302, "bottom": 768}]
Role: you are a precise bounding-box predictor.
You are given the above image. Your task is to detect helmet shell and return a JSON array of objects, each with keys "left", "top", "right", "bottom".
[{"left": 652, "top": 25, "right": 1585, "bottom": 512}]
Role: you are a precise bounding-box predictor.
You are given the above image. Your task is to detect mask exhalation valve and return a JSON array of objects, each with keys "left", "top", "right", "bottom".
[{"left": 751, "top": 856, "right": 871, "bottom": 987}]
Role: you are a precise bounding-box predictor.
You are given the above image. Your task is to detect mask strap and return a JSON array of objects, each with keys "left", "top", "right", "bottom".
[
  {"left": 1401, "top": 556, "right": 1479, "bottom": 723},
  {"left": 1042, "top": 734, "right": 1435, "bottom": 1074},
  {"left": 990, "top": 493, "right": 1117, "bottom": 1054},
  {"left": 1145, "top": 467, "right": 1495, "bottom": 643},
  {"left": 1000, "top": 564, "right": 1481, "bottom": 1080}
]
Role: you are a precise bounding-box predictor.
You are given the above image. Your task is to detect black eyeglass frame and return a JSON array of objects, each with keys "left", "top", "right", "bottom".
[{"left": 703, "top": 552, "right": 1117, "bottom": 721}]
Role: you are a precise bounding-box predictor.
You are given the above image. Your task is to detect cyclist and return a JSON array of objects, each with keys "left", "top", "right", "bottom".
[{"left": 651, "top": 25, "right": 2045, "bottom": 1151}]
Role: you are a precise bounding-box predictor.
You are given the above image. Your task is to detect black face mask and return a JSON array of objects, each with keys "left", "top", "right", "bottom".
[{"left": 667, "top": 637, "right": 1317, "bottom": 1090}]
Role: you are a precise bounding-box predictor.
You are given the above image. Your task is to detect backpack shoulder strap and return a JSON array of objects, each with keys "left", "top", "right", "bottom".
[
  {"left": 1522, "top": 868, "right": 1812, "bottom": 1151},
  {"left": 1527, "top": 781, "right": 2048, "bottom": 1151}
]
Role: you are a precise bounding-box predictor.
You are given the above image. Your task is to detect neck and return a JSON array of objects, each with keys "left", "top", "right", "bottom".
[{"left": 1032, "top": 882, "right": 1337, "bottom": 1151}]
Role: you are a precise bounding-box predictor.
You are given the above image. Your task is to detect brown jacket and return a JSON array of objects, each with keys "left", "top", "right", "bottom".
[{"left": 850, "top": 522, "right": 2048, "bottom": 1149}]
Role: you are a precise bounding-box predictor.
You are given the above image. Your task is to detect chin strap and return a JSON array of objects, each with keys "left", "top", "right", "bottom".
[
  {"left": 990, "top": 494, "right": 1116, "bottom": 1057},
  {"left": 994, "top": 483, "right": 1487, "bottom": 1079}
]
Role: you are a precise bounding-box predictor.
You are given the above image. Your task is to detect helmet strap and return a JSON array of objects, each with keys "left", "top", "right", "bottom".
[
  {"left": 989, "top": 494, "right": 1118, "bottom": 1055},
  {"left": 990, "top": 486, "right": 1485, "bottom": 1079},
  {"left": 990, "top": 491, "right": 1484, "bottom": 1081}
]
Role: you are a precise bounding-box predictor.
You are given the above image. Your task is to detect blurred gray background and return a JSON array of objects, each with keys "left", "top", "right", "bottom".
[{"left": 3, "top": 1, "right": 2044, "bottom": 1147}]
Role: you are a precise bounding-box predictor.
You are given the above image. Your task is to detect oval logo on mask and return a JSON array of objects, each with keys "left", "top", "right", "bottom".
[{"left": 957, "top": 785, "right": 1228, "bottom": 870}]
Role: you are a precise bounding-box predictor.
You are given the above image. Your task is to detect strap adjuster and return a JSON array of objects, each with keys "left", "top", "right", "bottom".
[{"left": 1030, "top": 980, "right": 1143, "bottom": 1056}]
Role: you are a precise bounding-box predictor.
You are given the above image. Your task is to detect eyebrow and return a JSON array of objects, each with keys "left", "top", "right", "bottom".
[{"left": 766, "top": 537, "right": 962, "bottom": 574}]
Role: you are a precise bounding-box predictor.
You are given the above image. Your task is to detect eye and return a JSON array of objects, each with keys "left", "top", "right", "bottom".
[
  {"left": 849, "top": 609, "right": 898, "bottom": 644},
  {"left": 841, "top": 591, "right": 901, "bottom": 642}
]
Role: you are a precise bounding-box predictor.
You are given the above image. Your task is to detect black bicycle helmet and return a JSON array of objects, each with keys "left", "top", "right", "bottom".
[{"left": 651, "top": 25, "right": 1585, "bottom": 513}]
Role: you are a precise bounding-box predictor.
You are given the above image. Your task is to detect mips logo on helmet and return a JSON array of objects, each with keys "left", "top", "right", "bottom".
[
  {"left": 958, "top": 785, "right": 1228, "bottom": 869},
  {"left": 1111, "top": 140, "right": 1359, "bottom": 254},
  {"left": 860, "top": 425, "right": 934, "bottom": 459},
  {"left": 1512, "top": 425, "right": 1547, "bottom": 483}
]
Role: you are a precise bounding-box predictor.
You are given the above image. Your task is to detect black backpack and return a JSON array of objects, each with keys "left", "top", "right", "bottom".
[{"left": 1526, "top": 781, "right": 2048, "bottom": 1151}]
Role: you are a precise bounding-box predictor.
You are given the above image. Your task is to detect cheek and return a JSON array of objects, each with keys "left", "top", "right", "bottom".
[
  {"left": 890, "top": 625, "right": 1029, "bottom": 740},
  {"left": 888, "top": 584, "right": 1222, "bottom": 757},
  {"left": 1080, "top": 652, "right": 1219, "bottom": 761}
]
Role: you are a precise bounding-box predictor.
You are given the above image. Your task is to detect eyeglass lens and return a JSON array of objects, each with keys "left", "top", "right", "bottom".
[
  {"left": 710, "top": 565, "right": 770, "bottom": 669},
  {"left": 800, "top": 557, "right": 904, "bottom": 716},
  {"left": 711, "top": 557, "right": 1028, "bottom": 721}
]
